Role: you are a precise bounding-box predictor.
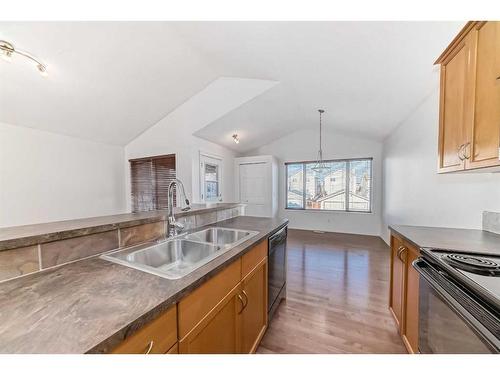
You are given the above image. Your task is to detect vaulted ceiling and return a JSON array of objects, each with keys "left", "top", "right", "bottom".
[{"left": 0, "top": 21, "right": 464, "bottom": 150}]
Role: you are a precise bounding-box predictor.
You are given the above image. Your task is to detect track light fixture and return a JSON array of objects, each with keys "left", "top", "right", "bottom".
[{"left": 0, "top": 40, "right": 48, "bottom": 77}]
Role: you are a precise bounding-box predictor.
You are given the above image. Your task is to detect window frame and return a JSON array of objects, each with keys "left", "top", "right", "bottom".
[
  {"left": 199, "top": 152, "right": 223, "bottom": 203},
  {"left": 284, "top": 157, "right": 373, "bottom": 214}
]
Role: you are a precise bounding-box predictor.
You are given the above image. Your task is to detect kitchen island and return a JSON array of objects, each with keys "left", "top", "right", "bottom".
[{"left": 0, "top": 215, "right": 288, "bottom": 354}]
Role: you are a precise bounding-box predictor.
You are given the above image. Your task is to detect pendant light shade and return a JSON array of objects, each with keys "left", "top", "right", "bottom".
[{"left": 311, "top": 109, "right": 329, "bottom": 173}]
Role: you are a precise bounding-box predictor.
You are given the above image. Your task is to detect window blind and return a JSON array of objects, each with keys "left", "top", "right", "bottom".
[{"left": 130, "top": 154, "right": 176, "bottom": 212}]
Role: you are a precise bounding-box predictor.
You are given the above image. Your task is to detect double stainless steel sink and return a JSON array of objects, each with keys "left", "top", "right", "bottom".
[{"left": 101, "top": 227, "right": 258, "bottom": 280}]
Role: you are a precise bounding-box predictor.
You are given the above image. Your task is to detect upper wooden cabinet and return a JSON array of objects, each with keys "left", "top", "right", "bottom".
[{"left": 436, "top": 21, "right": 500, "bottom": 173}]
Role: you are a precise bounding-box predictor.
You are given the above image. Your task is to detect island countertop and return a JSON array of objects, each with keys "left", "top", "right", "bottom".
[{"left": 0, "top": 215, "right": 288, "bottom": 354}]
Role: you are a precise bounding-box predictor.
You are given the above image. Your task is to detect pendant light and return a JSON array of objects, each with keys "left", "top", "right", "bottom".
[{"left": 311, "top": 109, "right": 329, "bottom": 173}]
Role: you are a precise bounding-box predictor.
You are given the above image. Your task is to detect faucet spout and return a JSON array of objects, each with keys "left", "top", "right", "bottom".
[{"left": 167, "top": 179, "right": 191, "bottom": 237}]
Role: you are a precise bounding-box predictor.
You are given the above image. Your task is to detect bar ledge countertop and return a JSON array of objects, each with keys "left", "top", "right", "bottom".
[
  {"left": 0, "top": 203, "right": 244, "bottom": 251},
  {"left": 0, "top": 214, "right": 288, "bottom": 354}
]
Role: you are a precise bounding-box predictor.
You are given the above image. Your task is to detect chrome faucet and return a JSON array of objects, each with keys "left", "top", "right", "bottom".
[{"left": 167, "top": 178, "right": 191, "bottom": 237}]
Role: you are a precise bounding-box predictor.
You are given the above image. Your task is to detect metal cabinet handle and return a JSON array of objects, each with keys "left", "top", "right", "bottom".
[
  {"left": 144, "top": 340, "right": 154, "bottom": 354},
  {"left": 397, "top": 246, "right": 406, "bottom": 263},
  {"left": 457, "top": 144, "right": 466, "bottom": 161},
  {"left": 399, "top": 247, "right": 407, "bottom": 263},
  {"left": 237, "top": 294, "right": 245, "bottom": 314},
  {"left": 242, "top": 290, "right": 249, "bottom": 310},
  {"left": 463, "top": 142, "right": 471, "bottom": 160}
]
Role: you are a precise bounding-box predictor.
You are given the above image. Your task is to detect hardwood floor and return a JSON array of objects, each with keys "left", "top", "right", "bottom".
[{"left": 257, "top": 229, "right": 406, "bottom": 354}]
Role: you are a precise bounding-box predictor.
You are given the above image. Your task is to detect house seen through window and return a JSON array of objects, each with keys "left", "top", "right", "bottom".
[{"left": 286, "top": 158, "right": 372, "bottom": 212}]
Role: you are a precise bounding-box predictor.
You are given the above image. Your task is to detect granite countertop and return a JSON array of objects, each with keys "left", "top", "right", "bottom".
[
  {"left": 389, "top": 225, "right": 500, "bottom": 256},
  {"left": 0, "top": 203, "right": 243, "bottom": 251},
  {"left": 0, "top": 215, "right": 288, "bottom": 354}
]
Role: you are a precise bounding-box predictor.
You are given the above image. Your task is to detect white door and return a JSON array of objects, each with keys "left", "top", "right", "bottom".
[
  {"left": 200, "top": 154, "right": 223, "bottom": 203},
  {"left": 239, "top": 162, "right": 268, "bottom": 216}
]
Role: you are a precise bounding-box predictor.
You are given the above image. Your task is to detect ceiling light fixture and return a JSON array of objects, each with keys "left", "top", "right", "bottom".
[
  {"left": 311, "top": 109, "right": 329, "bottom": 173},
  {"left": 0, "top": 40, "right": 48, "bottom": 77},
  {"left": 232, "top": 134, "right": 240, "bottom": 144}
]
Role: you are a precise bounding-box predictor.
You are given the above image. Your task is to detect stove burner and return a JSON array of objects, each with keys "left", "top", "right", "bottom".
[{"left": 444, "top": 253, "right": 500, "bottom": 276}]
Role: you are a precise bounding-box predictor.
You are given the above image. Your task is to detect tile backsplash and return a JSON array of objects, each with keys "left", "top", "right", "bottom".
[
  {"left": 482, "top": 211, "right": 500, "bottom": 235},
  {"left": 0, "top": 206, "right": 244, "bottom": 283}
]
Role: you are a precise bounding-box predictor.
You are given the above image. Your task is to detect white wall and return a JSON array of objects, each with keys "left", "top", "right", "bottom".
[
  {"left": 382, "top": 88, "right": 500, "bottom": 243},
  {"left": 125, "top": 130, "right": 237, "bottom": 209},
  {"left": 245, "top": 129, "right": 383, "bottom": 236},
  {"left": 124, "top": 77, "right": 280, "bottom": 209},
  {"left": 0, "top": 122, "right": 126, "bottom": 227}
]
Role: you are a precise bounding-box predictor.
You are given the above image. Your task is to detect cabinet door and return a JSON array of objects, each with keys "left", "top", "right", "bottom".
[
  {"left": 389, "top": 235, "right": 405, "bottom": 331},
  {"left": 240, "top": 258, "right": 268, "bottom": 353},
  {"left": 466, "top": 21, "right": 500, "bottom": 169},
  {"left": 179, "top": 285, "right": 241, "bottom": 354},
  {"left": 402, "top": 244, "right": 420, "bottom": 354},
  {"left": 438, "top": 35, "right": 471, "bottom": 172}
]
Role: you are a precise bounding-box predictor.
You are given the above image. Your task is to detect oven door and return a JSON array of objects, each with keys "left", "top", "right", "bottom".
[
  {"left": 268, "top": 226, "right": 287, "bottom": 312},
  {"left": 414, "top": 259, "right": 499, "bottom": 354}
]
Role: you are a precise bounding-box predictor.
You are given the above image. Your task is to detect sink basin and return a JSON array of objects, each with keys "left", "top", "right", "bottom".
[
  {"left": 183, "top": 227, "right": 257, "bottom": 247},
  {"left": 101, "top": 227, "right": 258, "bottom": 280},
  {"left": 102, "top": 239, "right": 224, "bottom": 279}
]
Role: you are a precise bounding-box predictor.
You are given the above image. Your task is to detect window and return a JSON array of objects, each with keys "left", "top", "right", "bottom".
[
  {"left": 286, "top": 158, "right": 372, "bottom": 212},
  {"left": 200, "top": 153, "right": 222, "bottom": 202},
  {"left": 130, "top": 154, "right": 176, "bottom": 212}
]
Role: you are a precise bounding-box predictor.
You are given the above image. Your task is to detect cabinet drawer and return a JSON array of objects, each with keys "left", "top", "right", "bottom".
[
  {"left": 178, "top": 259, "right": 241, "bottom": 338},
  {"left": 242, "top": 240, "right": 267, "bottom": 278},
  {"left": 111, "top": 305, "right": 177, "bottom": 354}
]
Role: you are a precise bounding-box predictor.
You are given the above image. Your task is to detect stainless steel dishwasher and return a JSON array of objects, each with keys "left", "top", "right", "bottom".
[{"left": 268, "top": 225, "right": 287, "bottom": 320}]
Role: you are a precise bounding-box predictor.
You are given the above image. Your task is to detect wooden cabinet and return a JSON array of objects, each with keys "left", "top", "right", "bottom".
[
  {"left": 389, "top": 234, "right": 405, "bottom": 331},
  {"left": 179, "top": 241, "right": 269, "bottom": 354},
  {"left": 467, "top": 22, "right": 500, "bottom": 169},
  {"left": 179, "top": 284, "right": 242, "bottom": 354},
  {"left": 389, "top": 233, "right": 420, "bottom": 354},
  {"left": 178, "top": 259, "right": 241, "bottom": 338},
  {"left": 111, "top": 305, "right": 177, "bottom": 354},
  {"left": 436, "top": 21, "right": 500, "bottom": 173},
  {"left": 240, "top": 258, "right": 268, "bottom": 353},
  {"left": 110, "top": 239, "right": 270, "bottom": 355},
  {"left": 166, "top": 343, "right": 178, "bottom": 354},
  {"left": 437, "top": 33, "right": 471, "bottom": 172},
  {"left": 402, "top": 244, "right": 420, "bottom": 354}
]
